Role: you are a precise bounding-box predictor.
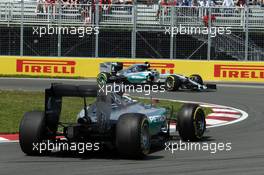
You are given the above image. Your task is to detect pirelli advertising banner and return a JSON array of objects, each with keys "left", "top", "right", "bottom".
[{"left": 0, "top": 56, "right": 264, "bottom": 83}]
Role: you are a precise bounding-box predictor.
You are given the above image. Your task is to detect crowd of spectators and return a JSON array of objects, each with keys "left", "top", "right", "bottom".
[
  {"left": 35, "top": 0, "right": 264, "bottom": 14},
  {"left": 35, "top": 0, "right": 134, "bottom": 24},
  {"left": 156, "top": 0, "right": 264, "bottom": 7},
  {"left": 35, "top": 0, "right": 264, "bottom": 25},
  {"left": 155, "top": 0, "right": 263, "bottom": 21},
  {"left": 35, "top": 0, "right": 87, "bottom": 14},
  {"left": 155, "top": 0, "right": 248, "bottom": 8},
  {"left": 35, "top": 0, "right": 134, "bottom": 13}
]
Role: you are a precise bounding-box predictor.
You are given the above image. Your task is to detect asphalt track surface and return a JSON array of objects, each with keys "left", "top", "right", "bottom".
[{"left": 0, "top": 78, "right": 264, "bottom": 175}]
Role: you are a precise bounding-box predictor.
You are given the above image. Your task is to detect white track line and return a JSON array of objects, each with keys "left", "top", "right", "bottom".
[
  {"left": 206, "top": 119, "right": 228, "bottom": 125},
  {"left": 0, "top": 140, "right": 18, "bottom": 143},
  {"left": 217, "top": 84, "right": 264, "bottom": 89},
  {"left": 200, "top": 104, "right": 227, "bottom": 108},
  {"left": 207, "top": 113, "right": 241, "bottom": 118},
  {"left": 169, "top": 125, "right": 177, "bottom": 133},
  {"left": 0, "top": 137, "right": 8, "bottom": 142},
  {"left": 212, "top": 108, "right": 241, "bottom": 113}
]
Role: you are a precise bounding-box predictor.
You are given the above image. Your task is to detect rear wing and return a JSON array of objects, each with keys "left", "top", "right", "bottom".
[
  {"left": 44, "top": 83, "right": 98, "bottom": 119},
  {"left": 44, "top": 83, "right": 119, "bottom": 133},
  {"left": 43, "top": 83, "right": 125, "bottom": 133},
  {"left": 45, "top": 84, "right": 97, "bottom": 98},
  {"left": 100, "top": 62, "right": 123, "bottom": 73},
  {"left": 100, "top": 62, "right": 112, "bottom": 73},
  {"left": 44, "top": 84, "right": 98, "bottom": 130}
]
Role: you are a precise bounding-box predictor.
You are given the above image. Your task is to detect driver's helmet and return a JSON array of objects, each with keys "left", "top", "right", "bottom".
[
  {"left": 144, "top": 62, "right": 150, "bottom": 69},
  {"left": 111, "top": 62, "right": 123, "bottom": 75}
]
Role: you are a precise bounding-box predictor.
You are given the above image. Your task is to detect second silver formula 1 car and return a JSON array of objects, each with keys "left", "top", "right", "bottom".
[{"left": 97, "top": 62, "right": 216, "bottom": 91}]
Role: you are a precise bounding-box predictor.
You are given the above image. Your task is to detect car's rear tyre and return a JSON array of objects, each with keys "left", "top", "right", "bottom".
[
  {"left": 97, "top": 72, "right": 111, "bottom": 86},
  {"left": 190, "top": 74, "right": 203, "bottom": 85},
  {"left": 19, "top": 111, "right": 47, "bottom": 156},
  {"left": 116, "top": 113, "right": 150, "bottom": 158},
  {"left": 165, "top": 75, "right": 181, "bottom": 91},
  {"left": 177, "top": 104, "right": 206, "bottom": 141}
]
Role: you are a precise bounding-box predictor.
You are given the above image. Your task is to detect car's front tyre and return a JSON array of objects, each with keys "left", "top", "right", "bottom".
[
  {"left": 177, "top": 104, "right": 206, "bottom": 141},
  {"left": 189, "top": 74, "right": 203, "bottom": 85},
  {"left": 165, "top": 75, "right": 181, "bottom": 91}
]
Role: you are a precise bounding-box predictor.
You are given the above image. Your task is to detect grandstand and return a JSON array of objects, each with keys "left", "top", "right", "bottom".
[{"left": 0, "top": 0, "right": 263, "bottom": 60}]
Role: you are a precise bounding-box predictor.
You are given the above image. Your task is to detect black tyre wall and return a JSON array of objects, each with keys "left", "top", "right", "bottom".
[
  {"left": 177, "top": 104, "right": 206, "bottom": 141},
  {"left": 116, "top": 113, "right": 150, "bottom": 158},
  {"left": 19, "top": 111, "right": 46, "bottom": 155}
]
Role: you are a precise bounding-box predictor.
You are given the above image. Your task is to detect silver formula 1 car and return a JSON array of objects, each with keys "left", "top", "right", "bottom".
[
  {"left": 19, "top": 84, "right": 206, "bottom": 158},
  {"left": 97, "top": 62, "right": 216, "bottom": 91}
]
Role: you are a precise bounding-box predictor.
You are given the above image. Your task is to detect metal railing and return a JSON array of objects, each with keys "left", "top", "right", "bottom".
[
  {"left": 0, "top": 1, "right": 264, "bottom": 60},
  {"left": 0, "top": 2, "right": 264, "bottom": 28}
]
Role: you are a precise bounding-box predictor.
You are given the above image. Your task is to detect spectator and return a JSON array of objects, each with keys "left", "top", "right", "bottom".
[
  {"left": 156, "top": 0, "right": 168, "bottom": 19},
  {"left": 70, "top": 0, "right": 79, "bottom": 8},
  {"left": 182, "top": 0, "right": 191, "bottom": 6},
  {"left": 198, "top": 0, "right": 206, "bottom": 6},
  {"left": 79, "top": 0, "right": 89, "bottom": 4},
  {"left": 236, "top": 0, "right": 245, "bottom": 7},
  {"left": 147, "top": 0, "right": 154, "bottom": 6},
  {"left": 79, "top": 0, "right": 90, "bottom": 13},
  {"left": 125, "top": 0, "right": 133, "bottom": 5},
  {"left": 167, "top": 0, "right": 177, "bottom": 6},
  {"left": 35, "top": 0, "right": 46, "bottom": 13},
  {"left": 80, "top": 0, "right": 93, "bottom": 24},
  {"left": 222, "top": 0, "right": 234, "bottom": 7},
  {"left": 198, "top": 0, "right": 215, "bottom": 7},
  {"left": 156, "top": 0, "right": 176, "bottom": 20},
  {"left": 124, "top": 0, "right": 133, "bottom": 14},
  {"left": 90, "top": 0, "right": 111, "bottom": 22},
  {"left": 192, "top": 0, "right": 199, "bottom": 6},
  {"left": 43, "top": 0, "right": 55, "bottom": 14},
  {"left": 59, "top": 0, "right": 80, "bottom": 9},
  {"left": 61, "top": 0, "right": 71, "bottom": 8},
  {"left": 203, "top": 13, "right": 216, "bottom": 27},
  {"left": 91, "top": 0, "right": 110, "bottom": 12},
  {"left": 82, "top": 6, "right": 92, "bottom": 25},
  {"left": 101, "top": 0, "right": 112, "bottom": 13},
  {"left": 260, "top": 0, "right": 264, "bottom": 7},
  {"left": 111, "top": 0, "right": 123, "bottom": 3},
  {"left": 198, "top": 0, "right": 207, "bottom": 18}
]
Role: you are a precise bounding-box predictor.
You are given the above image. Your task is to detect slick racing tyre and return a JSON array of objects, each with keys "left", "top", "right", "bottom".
[
  {"left": 97, "top": 72, "right": 111, "bottom": 86},
  {"left": 189, "top": 74, "right": 203, "bottom": 85},
  {"left": 165, "top": 75, "right": 181, "bottom": 91},
  {"left": 19, "top": 111, "right": 47, "bottom": 156},
  {"left": 116, "top": 113, "right": 150, "bottom": 158},
  {"left": 177, "top": 104, "right": 206, "bottom": 141}
]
